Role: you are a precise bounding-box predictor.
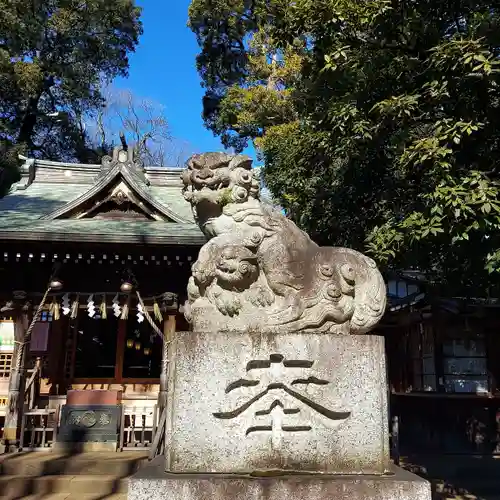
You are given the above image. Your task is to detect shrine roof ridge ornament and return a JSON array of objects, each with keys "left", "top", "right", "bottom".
[{"left": 97, "top": 143, "right": 149, "bottom": 186}]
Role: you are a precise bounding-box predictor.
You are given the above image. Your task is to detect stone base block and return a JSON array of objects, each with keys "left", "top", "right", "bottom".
[
  {"left": 166, "top": 331, "right": 389, "bottom": 474},
  {"left": 128, "top": 458, "right": 431, "bottom": 500}
]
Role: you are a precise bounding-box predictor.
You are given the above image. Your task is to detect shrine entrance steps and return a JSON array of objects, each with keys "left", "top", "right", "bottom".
[
  {"left": 0, "top": 451, "right": 148, "bottom": 499},
  {"left": 6, "top": 452, "right": 500, "bottom": 500}
]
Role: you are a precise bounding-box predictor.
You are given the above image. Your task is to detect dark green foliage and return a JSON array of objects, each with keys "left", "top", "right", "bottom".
[
  {"left": 189, "top": 0, "right": 500, "bottom": 294},
  {"left": 0, "top": 0, "right": 142, "bottom": 195},
  {"left": 0, "top": 141, "right": 22, "bottom": 198}
]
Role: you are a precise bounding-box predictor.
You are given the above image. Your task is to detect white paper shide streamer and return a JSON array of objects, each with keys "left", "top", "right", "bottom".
[
  {"left": 136, "top": 302, "right": 144, "bottom": 323},
  {"left": 87, "top": 294, "right": 96, "bottom": 318},
  {"left": 112, "top": 294, "right": 121, "bottom": 318},
  {"left": 61, "top": 293, "right": 71, "bottom": 316}
]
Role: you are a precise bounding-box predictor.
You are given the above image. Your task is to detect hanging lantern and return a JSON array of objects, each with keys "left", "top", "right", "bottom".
[
  {"left": 126, "top": 339, "right": 134, "bottom": 349},
  {"left": 134, "top": 341, "right": 141, "bottom": 351},
  {"left": 120, "top": 280, "right": 133, "bottom": 293},
  {"left": 49, "top": 278, "right": 63, "bottom": 291},
  {"left": 143, "top": 347, "right": 151, "bottom": 356},
  {"left": 120, "top": 269, "right": 135, "bottom": 292}
]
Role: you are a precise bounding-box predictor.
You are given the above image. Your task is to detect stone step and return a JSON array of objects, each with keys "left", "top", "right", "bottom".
[
  {"left": 0, "top": 474, "right": 129, "bottom": 498},
  {"left": 0, "top": 451, "right": 148, "bottom": 477}
]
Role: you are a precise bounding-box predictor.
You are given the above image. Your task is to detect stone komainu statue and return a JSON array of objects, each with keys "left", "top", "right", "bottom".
[{"left": 181, "top": 153, "right": 386, "bottom": 334}]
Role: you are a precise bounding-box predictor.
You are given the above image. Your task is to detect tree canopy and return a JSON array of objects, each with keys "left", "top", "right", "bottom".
[
  {"left": 0, "top": 0, "right": 143, "bottom": 191},
  {"left": 189, "top": 0, "right": 500, "bottom": 295}
]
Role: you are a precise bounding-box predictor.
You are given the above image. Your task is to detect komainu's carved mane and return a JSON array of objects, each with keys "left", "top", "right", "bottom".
[{"left": 181, "top": 152, "right": 386, "bottom": 334}]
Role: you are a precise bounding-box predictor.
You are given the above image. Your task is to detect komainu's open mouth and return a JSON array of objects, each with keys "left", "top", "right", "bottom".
[{"left": 192, "top": 177, "right": 229, "bottom": 191}]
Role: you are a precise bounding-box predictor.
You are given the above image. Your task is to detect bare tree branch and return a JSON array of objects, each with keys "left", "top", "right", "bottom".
[{"left": 84, "top": 85, "right": 197, "bottom": 166}]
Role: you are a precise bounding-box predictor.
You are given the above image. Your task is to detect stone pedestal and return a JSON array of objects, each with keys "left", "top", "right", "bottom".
[
  {"left": 128, "top": 331, "right": 431, "bottom": 499},
  {"left": 165, "top": 331, "right": 389, "bottom": 475},
  {"left": 129, "top": 458, "right": 431, "bottom": 500}
]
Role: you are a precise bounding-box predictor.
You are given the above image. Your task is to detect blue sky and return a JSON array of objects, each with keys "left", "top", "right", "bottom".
[{"left": 115, "top": 0, "right": 258, "bottom": 164}]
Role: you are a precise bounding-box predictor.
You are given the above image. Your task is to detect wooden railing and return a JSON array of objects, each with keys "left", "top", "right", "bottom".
[
  {"left": 148, "top": 406, "right": 167, "bottom": 460},
  {"left": 19, "top": 407, "right": 58, "bottom": 451},
  {"left": 13, "top": 402, "right": 165, "bottom": 453},
  {"left": 0, "top": 359, "right": 42, "bottom": 450},
  {"left": 119, "top": 405, "right": 159, "bottom": 451},
  {"left": 24, "top": 358, "right": 42, "bottom": 410}
]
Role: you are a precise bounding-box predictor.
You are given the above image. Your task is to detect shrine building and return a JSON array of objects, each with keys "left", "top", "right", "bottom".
[{"left": 0, "top": 146, "right": 203, "bottom": 440}]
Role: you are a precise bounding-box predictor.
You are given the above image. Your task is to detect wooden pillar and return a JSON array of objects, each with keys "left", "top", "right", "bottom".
[
  {"left": 115, "top": 320, "right": 127, "bottom": 383},
  {"left": 158, "top": 293, "right": 178, "bottom": 414},
  {"left": 485, "top": 319, "right": 498, "bottom": 395},
  {"left": 1, "top": 291, "right": 32, "bottom": 450},
  {"left": 432, "top": 306, "right": 445, "bottom": 393}
]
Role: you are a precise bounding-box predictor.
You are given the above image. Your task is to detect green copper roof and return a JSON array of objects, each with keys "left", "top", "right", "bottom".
[
  {"left": 0, "top": 182, "right": 89, "bottom": 221},
  {"left": 0, "top": 154, "right": 205, "bottom": 246},
  {"left": 0, "top": 218, "right": 205, "bottom": 245}
]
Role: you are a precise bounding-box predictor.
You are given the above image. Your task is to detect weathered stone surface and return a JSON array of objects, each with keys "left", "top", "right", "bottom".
[
  {"left": 129, "top": 458, "right": 431, "bottom": 500},
  {"left": 181, "top": 153, "right": 387, "bottom": 335},
  {"left": 165, "top": 331, "right": 389, "bottom": 475}
]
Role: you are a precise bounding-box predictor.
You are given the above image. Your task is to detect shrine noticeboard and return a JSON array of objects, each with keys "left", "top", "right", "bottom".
[
  {"left": 0, "top": 321, "right": 50, "bottom": 353},
  {"left": 30, "top": 322, "right": 50, "bottom": 353}
]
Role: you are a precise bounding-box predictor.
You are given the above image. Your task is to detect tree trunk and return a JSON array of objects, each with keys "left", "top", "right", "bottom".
[
  {"left": 17, "top": 95, "right": 42, "bottom": 148},
  {"left": 18, "top": 73, "right": 56, "bottom": 148}
]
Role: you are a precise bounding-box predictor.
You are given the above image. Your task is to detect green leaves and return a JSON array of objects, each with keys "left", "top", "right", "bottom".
[
  {"left": 430, "top": 39, "right": 500, "bottom": 76},
  {"left": 370, "top": 93, "right": 420, "bottom": 119},
  {"left": 0, "top": 141, "right": 23, "bottom": 198},
  {"left": 323, "top": 46, "right": 351, "bottom": 72},
  {"left": 190, "top": 0, "right": 500, "bottom": 294},
  {"left": 367, "top": 169, "right": 500, "bottom": 290}
]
